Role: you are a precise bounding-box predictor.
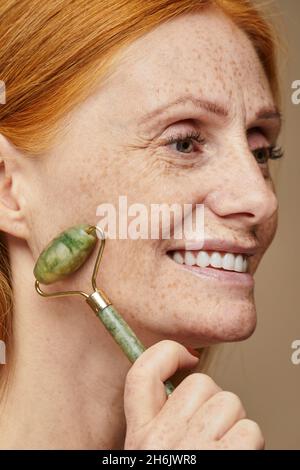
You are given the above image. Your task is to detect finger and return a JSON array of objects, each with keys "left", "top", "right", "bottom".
[
  {"left": 153, "top": 373, "right": 221, "bottom": 429},
  {"left": 220, "top": 419, "right": 265, "bottom": 450},
  {"left": 124, "top": 340, "right": 199, "bottom": 431},
  {"left": 189, "top": 391, "right": 246, "bottom": 440}
]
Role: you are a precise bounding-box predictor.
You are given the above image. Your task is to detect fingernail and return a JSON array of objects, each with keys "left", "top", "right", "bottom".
[{"left": 186, "top": 346, "right": 201, "bottom": 359}]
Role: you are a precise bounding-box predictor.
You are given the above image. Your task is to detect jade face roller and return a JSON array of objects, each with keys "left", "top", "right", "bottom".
[{"left": 33, "top": 223, "right": 175, "bottom": 397}]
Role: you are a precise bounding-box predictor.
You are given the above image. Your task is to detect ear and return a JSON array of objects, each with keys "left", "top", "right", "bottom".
[{"left": 0, "top": 133, "right": 30, "bottom": 240}]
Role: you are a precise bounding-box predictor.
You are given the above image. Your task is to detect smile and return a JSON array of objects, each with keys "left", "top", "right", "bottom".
[{"left": 169, "top": 250, "right": 249, "bottom": 273}]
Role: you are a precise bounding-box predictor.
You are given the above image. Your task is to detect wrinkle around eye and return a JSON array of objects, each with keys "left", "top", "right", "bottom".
[{"left": 124, "top": 134, "right": 158, "bottom": 152}]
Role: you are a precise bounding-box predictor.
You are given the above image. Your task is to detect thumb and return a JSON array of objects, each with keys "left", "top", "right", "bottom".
[{"left": 124, "top": 340, "right": 199, "bottom": 431}]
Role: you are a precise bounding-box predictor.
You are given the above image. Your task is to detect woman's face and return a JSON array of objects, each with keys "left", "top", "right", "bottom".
[{"left": 26, "top": 8, "right": 280, "bottom": 348}]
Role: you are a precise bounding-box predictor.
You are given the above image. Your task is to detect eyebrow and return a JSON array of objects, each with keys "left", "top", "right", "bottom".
[
  {"left": 254, "top": 107, "right": 282, "bottom": 123},
  {"left": 138, "top": 95, "right": 229, "bottom": 125},
  {"left": 138, "top": 94, "right": 282, "bottom": 127}
]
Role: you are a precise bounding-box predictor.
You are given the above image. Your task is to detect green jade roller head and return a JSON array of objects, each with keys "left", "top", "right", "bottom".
[{"left": 34, "top": 223, "right": 175, "bottom": 397}]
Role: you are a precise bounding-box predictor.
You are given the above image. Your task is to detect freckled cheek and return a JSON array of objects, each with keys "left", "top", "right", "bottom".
[{"left": 163, "top": 175, "right": 210, "bottom": 204}]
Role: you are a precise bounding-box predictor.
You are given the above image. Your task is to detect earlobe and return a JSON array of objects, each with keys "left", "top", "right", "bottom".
[{"left": 0, "top": 135, "right": 29, "bottom": 240}]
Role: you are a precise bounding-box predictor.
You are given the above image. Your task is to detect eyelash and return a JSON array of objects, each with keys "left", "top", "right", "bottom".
[
  {"left": 165, "top": 130, "right": 205, "bottom": 153},
  {"left": 164, "top": 130, "right": 285, "bottom": 163},
  {"left": 252, "top": 146, "right": 285, "bottom": 165}
]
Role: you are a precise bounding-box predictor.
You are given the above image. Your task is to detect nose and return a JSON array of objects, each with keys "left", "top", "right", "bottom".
[{"left": 204, "top": 144, "right": 278, "bottom": 228}]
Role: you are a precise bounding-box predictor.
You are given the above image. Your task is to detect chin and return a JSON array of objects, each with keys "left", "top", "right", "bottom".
[{"left": 145, "top": 299, "right": 258, "bottom": 349}]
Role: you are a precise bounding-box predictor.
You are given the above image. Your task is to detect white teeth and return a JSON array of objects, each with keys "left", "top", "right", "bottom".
[
  {"left": 171, "top": 250, "right": 249, "bottom": 273},
  {"left": 196, "top": 251, "right": 210, "bottom": 268},
  {"left": 173, "top": 252, "right": 184, "bottom": 265},
  {"left": 210, "top": 252, "right": 223, "bottom": 268},
  {"left": 234, "top": 254, "right": 244, "bottom": 272},
  {"left": 185, "top": 251, "right": 195, "bottom": 266},
  {"left": 222, "top": 253, "right": 235, "bottom": 270}
]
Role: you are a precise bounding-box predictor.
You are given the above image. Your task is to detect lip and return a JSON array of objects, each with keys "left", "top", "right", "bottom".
[
  {"left": 179, "top": 264, "right": 255, "bottom": 287},
  {"left": 172, "top": 238, "right": 259, "bottom": 256},
  {"left": 165, "top": 238, "right": 258, "bottom": 287}
]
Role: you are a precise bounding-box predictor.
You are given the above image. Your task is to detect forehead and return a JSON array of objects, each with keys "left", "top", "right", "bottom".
[{"left": 107, "top": 7, "right": 274, "bottom": 122}]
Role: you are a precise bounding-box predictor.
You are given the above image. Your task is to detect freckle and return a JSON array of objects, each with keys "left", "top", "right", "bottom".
[
  {"left": 167, "top": 281, "right": 177, "bottom": 290},
  {"left": 173, "top": 311, "right": 180, "bottom": 322}
]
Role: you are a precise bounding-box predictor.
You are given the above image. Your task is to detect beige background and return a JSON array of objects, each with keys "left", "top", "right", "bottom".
[{"left": 210, "top": 0, "right": 300, "bottom": 450}]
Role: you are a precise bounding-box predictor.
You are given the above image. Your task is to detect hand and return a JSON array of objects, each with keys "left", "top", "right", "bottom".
[{"left": 124, "top": 340, "right": 264, "bottom": 450}]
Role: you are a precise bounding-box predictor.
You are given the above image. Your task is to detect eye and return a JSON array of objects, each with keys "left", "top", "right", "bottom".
[
  {"left": 252, "top": 145, "right": 284, "bottom": 165},
  {"left": 164, "top": 130, "right": 206, "bottom": 154}
]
